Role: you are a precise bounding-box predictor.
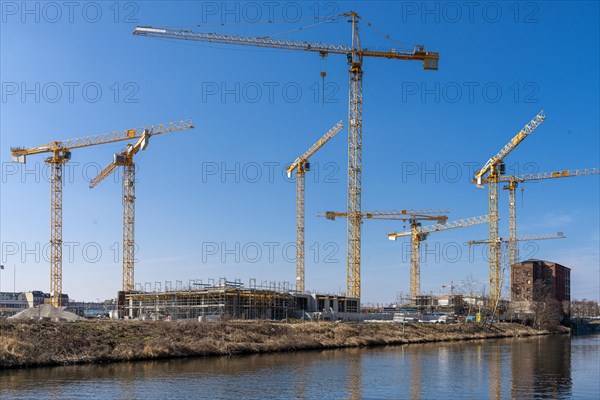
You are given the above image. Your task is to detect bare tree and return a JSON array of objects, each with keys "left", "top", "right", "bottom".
[
  {"left": 531, "top": 280, "right": 563, "bottom": 330},
  {"left": 460, "top": 274, "right": 485, "bottom": 323}
]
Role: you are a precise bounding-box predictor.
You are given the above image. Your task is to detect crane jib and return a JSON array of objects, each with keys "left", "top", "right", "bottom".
[
  {"left": 133, "top": 26, "right": 439, "bottom": 66},
  {"left": 10, "top": 120, "right": 193, "bottom": 158}
]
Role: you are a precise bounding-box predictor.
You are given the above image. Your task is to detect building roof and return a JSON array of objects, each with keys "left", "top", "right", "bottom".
[{"left": 513, "top": 259, "right": 570, "bottom": 270}]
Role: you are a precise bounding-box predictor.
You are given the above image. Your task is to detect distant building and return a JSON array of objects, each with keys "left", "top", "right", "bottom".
[
  {"left": 0, "top": 291, "right": 70, "bottom": 317},
  {"left": 415, "top": 294, "right": 464, "bottom": 311},
  {"left": 511, "top": 259, "right": 571, "bottom": 314},
  {"left": 66, "top": 300, "right": 116, "bottom": 318},
  {"left": 2, "top": 290, "right": 119, "bottom": 319},
  {"left": 0, "top": 292, "right": 29, "bottom": 316},
  {"left": 24, "top": 290, "right": 69, "bottom": 308}
]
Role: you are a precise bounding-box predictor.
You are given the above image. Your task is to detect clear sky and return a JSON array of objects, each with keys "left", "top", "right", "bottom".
[{"left": 1, "top": 1, "right": 598, "bottom": 303}]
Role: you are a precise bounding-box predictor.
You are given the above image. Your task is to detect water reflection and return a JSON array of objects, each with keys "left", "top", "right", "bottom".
[
  {"left": 294, "top": 359, "right": 306, "bottom": 400},
  {"left": 0, "top": 334, "right": 588, "bottom": 400},
  {"left": 510, "top": 335, "right": 572, "bottom": 399},
  {"left": 345, "top": 356, "right": 361, "bottom": 400},
  {"left": 410, "top": 350, "right": 420, "bottom": 400},
  {"left": 489, "top": 341, "right": 502, "bottom": 400}
]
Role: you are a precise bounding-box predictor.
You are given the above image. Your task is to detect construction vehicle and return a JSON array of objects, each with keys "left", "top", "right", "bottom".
[
  {"left": 133, "top": 11, "right": 439, "bottom": 299},
  {"left": 320, "top": 209, "right": 449, "bottom": 298},
  {"left": 473, "top": 111, "right": 545, "bottom": 309},
  {"left": 10, "top": 120, "right": 194, "bottom": 306},
  {"left": 388, "top": 215, "right": 489, "bottom": 301},
  {"left": 89, "top": 123, "right": 195, "bottom": 293},
  {"left": 285, "top": 121, "right": 344, "bottom": 293}
]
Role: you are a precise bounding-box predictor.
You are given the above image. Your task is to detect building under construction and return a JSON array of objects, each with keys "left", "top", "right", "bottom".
[{"left": 123, "top": 278, "right": 360, "bottom": 321}]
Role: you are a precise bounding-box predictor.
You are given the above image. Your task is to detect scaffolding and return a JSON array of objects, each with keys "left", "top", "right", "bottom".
[
  {"left": 125, "top": 277, "right": 297, "bottom": 321},
  {"left": 123, "top": 277, "right": 360, "bottom": 320}
]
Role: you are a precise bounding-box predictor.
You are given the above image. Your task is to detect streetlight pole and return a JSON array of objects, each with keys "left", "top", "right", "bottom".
[{"left": 0, "top": 264, "right": 4, "bottom": 292}]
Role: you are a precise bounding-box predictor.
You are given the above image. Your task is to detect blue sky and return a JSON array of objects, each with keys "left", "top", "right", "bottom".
[{"left": 1, "top": 1, "right": 598, "bottom": 303}]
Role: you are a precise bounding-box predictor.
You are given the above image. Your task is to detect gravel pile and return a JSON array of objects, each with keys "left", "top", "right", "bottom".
[{"left": 9, "top": 304, "right": 82, "bottom": 321}]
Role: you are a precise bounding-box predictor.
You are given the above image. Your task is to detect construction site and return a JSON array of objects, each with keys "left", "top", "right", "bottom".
[
  {"left": 120, "top": 278, "right": 360, "bottom": 321},
  {"left": 4, "top": 4, "right": 600, "bottom": 400},
  {"left": 3, "top": 7, "right": 599, "bottom": 324}
]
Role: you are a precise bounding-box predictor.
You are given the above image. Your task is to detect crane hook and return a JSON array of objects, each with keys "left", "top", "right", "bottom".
[{"left": 319, "top": 52, "right": 328, "bottom": 108}]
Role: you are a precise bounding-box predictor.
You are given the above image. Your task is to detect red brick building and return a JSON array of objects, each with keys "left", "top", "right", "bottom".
[{"left": 511, "top": 259, "right": 571, "bottom": 303}]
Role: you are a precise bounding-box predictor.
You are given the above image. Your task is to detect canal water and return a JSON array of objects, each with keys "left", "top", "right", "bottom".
[{"left": 1, "top": 334, "right": 598, "bottom": 399}]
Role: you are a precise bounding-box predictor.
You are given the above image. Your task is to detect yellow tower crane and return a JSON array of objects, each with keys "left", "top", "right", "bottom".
[
  {"left": 133, "top": 12, "right": 439, "bottom": 299},
  {"left": 89, "top": 123, "right": 195, "bottom": 292},
  {"left": 285, "top": 121, "right": 344, "bottom": 293},
  {"left": 388, "top": 215, "right": 489, "bottom": 300},
  {"left": 320, "top": 209, "right": 449, "bottom": 298},
  {"left": 473, "top": 111, "right": 546, "bottom": 308},
  {"left": 492, "top": 168, "right": 599, "bottom": 266},
  {"left": 10, "top": 120, "right": 194, "bottom": 307}
]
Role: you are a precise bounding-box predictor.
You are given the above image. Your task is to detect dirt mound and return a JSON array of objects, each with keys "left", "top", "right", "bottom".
[{"left": 9, "top": 304, "right": 82, "bottom": 321}]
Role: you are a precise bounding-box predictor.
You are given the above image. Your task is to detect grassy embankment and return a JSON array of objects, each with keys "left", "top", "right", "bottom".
[{"left": 0, "top": 320, "right": 567, "bottom": 368}]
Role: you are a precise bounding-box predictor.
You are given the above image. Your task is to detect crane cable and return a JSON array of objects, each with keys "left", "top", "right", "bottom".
[
  {"left": 320, "top": 53, "right": 328, "bottom": 107},
  {"left": 161, "top": 16, "right": 339, "bottom": 29},
  {"left": 156, "top": 14, "right": 419, "bottom": 108},
  {"left": 157, "top": 17, "right": 341, "bottom": 56},
  {"left": 263, "top": 17, "right": 340, "bottom": 38},
  {"left": 359, "top": 15, "right": 417, "bottom": 51}
]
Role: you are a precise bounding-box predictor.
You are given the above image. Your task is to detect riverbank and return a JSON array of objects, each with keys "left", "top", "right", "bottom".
[{"left": 0, "top": 320, "right": 567, "bottom": 368}]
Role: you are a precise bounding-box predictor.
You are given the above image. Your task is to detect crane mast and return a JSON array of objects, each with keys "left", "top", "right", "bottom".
[
  {"left": 48, "top": 152, "right": 68, "bottom": 308},
  {"left": 134, "top": 12, "right": 439, "bottom": 300},
  {"left": 92, "top": 142, "right": 142, "bottom": 293},
  {"left": 347, "top": 12, "right": 363, "bottom": 299},
  {"left": 295, "top": 169, "right": 305, "bottom": 292},
  {"left": 486, "top": 175, "right": 500, "bottom": 308},
  {"left": 122, "top": 163, "right": 135, "bottom": 292},
  {"left": 10, "top": 120, "right": 193, "bottom": 306},
  {"left": 286, "top": 121, "right": 343, "bottom": 293},
  {"left": 504, "top": 179, "right": 519, "bottom": 264}
]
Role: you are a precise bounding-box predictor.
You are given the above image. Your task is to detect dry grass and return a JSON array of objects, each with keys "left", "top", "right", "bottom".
[{"left": 0, "top": 320, "right": 563, "bottom": 368}]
